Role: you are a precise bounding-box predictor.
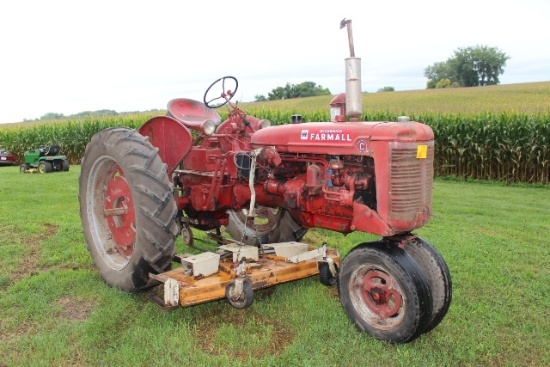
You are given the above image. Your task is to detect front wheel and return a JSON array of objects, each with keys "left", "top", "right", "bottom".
[
  {"left": 319, "top": 262, "right": 337, "bottom": 286},
  {"left": 38, "top": 161, "right": 52, "bottom": 173},
  {"left": 226, "top": 278, "right": 254, "bottom": 309},
  {"left": 79, "top": 127, "right": 179, "bottom": 292},
  {"left": 338, "top": 242, "right": 432, "bottom": 343},
  {"left": 403, "top": 237, "right": 452, "bottom": 333}
]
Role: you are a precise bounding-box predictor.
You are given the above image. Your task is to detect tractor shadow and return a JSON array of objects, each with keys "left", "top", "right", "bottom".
[{"left": 189, "top": 290, "right": 296, "bottom": 361}]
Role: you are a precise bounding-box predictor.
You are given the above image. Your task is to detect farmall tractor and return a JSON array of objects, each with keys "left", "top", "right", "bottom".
[{"left": 79, "top": 19, "right": 451, "bottom": 343}]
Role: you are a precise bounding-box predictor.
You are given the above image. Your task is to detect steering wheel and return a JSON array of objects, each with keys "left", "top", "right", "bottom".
[{"left": 203, "top": 76, "right": 238, "bottom": 108}]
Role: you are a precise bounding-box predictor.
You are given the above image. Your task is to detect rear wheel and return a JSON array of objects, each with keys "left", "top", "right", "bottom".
[
  {"left": 61, "top": 159, "right": 70, "bottom": 171},
  {"left": 79, "top": 127, "right": 179, "bottom": 292},
  {"left": 38, "top": 161, "right": 52, "bottom": 173},
  {"left": 225, "top": 207, "right": 306, "bottom": 246},
  {"left": 338, "top": 241, "right": 432, "bottom": 343}
]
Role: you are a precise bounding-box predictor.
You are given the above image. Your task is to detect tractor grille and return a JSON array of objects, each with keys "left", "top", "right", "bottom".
[{"left": 388, "top": 142, "right": 433, "bottom": 221}]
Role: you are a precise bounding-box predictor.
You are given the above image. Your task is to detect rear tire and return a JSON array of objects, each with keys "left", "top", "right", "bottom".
[
  {"left": 79, "top": 127, "right": 179, "bottom": 292},
  {"left": 338, "top": 241, "right": 432, "bottom": 343},
  {"left": 61, "top": 159, "right": 70, "bottom": 171},
  {"left": 225, "top": 207, "right": 306, "bottom": 246}
]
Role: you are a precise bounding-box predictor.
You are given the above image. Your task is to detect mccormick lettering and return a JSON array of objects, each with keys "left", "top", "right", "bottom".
[{"left": 300, "top": 129, "right": 352, "bottom": 141}]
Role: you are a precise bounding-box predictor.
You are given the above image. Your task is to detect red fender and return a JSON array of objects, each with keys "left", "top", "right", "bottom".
[{"left": 139, "top": 115, "right": 192, "bottom": 176}]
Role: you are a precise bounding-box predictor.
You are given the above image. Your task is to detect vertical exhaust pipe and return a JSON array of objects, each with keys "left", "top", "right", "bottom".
[{"left": 340, "top": 19, "right": 362, "bottom": 121}]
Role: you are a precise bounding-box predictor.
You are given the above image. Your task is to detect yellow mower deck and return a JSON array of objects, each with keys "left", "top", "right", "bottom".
[{"left": 147, "top": 242, "right": 340, "bottom": 309}]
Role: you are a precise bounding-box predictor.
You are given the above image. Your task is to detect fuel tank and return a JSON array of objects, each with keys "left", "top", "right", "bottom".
[{"left": 250, "top": 120, "right": 434, "bottom": 155}]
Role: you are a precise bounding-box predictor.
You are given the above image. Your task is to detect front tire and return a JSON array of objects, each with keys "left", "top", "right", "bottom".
[
  {"left": 403, "top": 237, "right": 452, "bottom": 333},
  {"left": 338, "top": 241, "right": 432, "bottom": 343},
  {"left": 79, "top": 127, "right": 179, "bottom": 292},
  {"left": 226, "top": 278, "right": 254, "bottom": 309},
  {"left": 319, "top": 262, "right": 337, "bottom": 286},
  {"left": 38, "top": 161, "right": 52, "bottom": 173}
]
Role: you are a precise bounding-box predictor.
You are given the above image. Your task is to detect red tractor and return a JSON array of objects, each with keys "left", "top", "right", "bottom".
[{"left": 79, "top": 19, "right": 451, "bottom": 343}]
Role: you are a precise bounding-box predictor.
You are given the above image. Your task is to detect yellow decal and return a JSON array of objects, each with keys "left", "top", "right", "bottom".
[{"left": 416, "top": 145, "right": 428, "bottom": 159}]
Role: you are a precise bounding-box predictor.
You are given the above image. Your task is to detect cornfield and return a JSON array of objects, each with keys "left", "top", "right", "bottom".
[
  {"left": 1, "top": 83, "right": 549, "bottom": 184},
  {"left": 0, "top": 115, "right": 152, "bottom": 164},
  {"left": 240, "top": 83, "right": 550, "bottom": 184}
]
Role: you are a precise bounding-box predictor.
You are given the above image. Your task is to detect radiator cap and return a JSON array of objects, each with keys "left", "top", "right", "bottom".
[{"left": 397, "top": 116, "right": 410, "bottom": 123}]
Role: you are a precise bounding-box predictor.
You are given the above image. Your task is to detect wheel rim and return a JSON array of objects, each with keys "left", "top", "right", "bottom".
[
  {"left": 87, "top": 156, "right": 136, "bottom": 270},
  {"left": 226, "top": 279, "right": 253, "bottom": 309},
  {"left": 104, "top": 165, "right": 136, "bottom": 258},
  {"left": 232, "top": 206, "right": 280, "bottom": 234},
  {"left": 361, "top": 270, "right": 402, "bottom": 317},
  {"left": 348, "top": 265, "right": 406, "bottom": 330},
  {"left": 181, "top": 224, "right": 193, "bottom": 246}
]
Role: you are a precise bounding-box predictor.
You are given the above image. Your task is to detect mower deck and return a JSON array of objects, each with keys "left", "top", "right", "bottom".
[{"left": 147, "top": 242, "right": 340, "bottom": 309}]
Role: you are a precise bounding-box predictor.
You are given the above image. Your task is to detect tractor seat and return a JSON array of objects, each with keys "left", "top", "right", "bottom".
[
  {"left": 39, "top": 145, "right": 60, "bottom": 156},
  {"left": 48, "top": 145, "right": 60, "bottom": 156},
  {"left": 167, "top": 98, "right": 221, "bottom": 131}
]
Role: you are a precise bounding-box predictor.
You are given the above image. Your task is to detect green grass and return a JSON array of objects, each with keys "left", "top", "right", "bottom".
[{"left": 0, "top": 166, "right": 549, "bottom": 366}]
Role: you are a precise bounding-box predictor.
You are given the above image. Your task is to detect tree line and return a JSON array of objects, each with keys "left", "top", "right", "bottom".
[
  {"left": 33, "top": 44, "right": 511, "bottom": 119},
  {"left": 252, "top": 44, "right": 509, "bottom": 101}
]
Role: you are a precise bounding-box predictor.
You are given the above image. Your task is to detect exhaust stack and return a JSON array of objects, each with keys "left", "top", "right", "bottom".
[{"left": 340, "top": 19, "right": 362, "bottom": 121}]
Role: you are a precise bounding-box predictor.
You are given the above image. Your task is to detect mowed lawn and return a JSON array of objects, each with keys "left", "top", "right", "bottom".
[{"left": 0, "top": 165, "right": 549, "bottom": 367}]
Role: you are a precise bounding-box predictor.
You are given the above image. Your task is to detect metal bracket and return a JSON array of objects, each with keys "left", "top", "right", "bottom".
[
  {"left": 164, "top": 278, "right": 180, "bottom": 307},
  {"left": 228, "top": 277, "right": 245, "bottom": 301},
  {"left": 317, "top": 257, "right": 337, "bottom": 278},
  {"left": 286, "top": 244, "right": 326, "bottom": 264},
  {"left": 146, "top": 273, "right": 180, "bottom": 310}
]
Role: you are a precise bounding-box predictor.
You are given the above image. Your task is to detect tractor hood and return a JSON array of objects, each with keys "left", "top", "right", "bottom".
[{"left": 251, "top": 121, "right": 434, "bottom": 155}]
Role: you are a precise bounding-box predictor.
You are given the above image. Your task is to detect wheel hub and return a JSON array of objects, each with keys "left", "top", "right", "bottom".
[
  {"left": 361, "top": 270, "right": 402, "bottom": 318},
  {"left": 104, "top": 165, "right": 136, "bottom": 257}
]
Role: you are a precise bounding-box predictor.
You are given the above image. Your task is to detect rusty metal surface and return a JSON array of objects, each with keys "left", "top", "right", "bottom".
[
  {"left": 154, "top": 247, "right": 340, "bottom": 308},
  {"left": 139, "top": 115, "right": 193, "bottom": 175}
]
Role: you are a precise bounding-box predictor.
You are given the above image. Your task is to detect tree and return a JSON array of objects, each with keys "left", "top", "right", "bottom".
[
  {"left": 435, "top": 78, "right": 455, "bottom": 88},
  {"left": 424, "top": 61, "right": 454, "bottom": 88},
  {"left": 40, "top": 112, "right": 65, "bottom": 120},
  {"left": 377, "top": 86, "right": 395, "bottom": 92},
  {"left": 73, "top": 110, "right": 118, "bottom": 118},
  {"left": 424, "top": 45, "right": 510, "bottom": 88},
  {"left": 255, "top": 81, "right": 331, "bottom": 101}
]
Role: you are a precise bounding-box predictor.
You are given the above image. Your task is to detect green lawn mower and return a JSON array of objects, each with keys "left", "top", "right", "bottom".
[{"left": 20, "top": 145, "right": 70, "bottom": 173}]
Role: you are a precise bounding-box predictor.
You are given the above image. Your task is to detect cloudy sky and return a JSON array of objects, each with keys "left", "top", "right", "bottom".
[{"left": 0, "top": 0, "right": 549, "bottom": 123}]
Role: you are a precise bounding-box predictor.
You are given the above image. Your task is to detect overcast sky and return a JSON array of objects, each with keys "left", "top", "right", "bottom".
[{"left": 1, "top": 0, "right": 549, "bottom": 123}]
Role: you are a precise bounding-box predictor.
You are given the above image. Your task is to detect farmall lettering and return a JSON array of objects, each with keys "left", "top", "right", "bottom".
[{"left": 301, "top": 129, "right": 352, "bottom": 142}]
